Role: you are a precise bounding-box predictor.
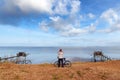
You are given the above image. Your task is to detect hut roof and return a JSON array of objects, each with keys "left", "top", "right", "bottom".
[{"left": 17, "top": 52, "right": 27, "bottom": 57}]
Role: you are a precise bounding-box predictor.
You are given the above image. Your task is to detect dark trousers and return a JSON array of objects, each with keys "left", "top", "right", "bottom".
[{"left": 58, "top": 58, "right": 64, "bottom": 67}]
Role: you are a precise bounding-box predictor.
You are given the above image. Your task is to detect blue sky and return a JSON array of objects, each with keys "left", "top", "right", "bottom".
[{"left": 0, "top": 0, "right": 120, "bottom": 46}]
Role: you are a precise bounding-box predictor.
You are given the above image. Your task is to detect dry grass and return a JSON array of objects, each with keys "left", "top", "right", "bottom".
[{"left": 0, "top": 60, "right": 120, "bottom": 80}]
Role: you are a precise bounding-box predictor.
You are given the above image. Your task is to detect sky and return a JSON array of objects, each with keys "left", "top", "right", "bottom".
[{"left": 0, "top": 0, "right": 120, "bottom": 46}]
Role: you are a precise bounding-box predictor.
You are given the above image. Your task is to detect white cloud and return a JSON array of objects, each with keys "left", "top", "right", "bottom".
[
  {"left": 53, "top": 0, "right": 69, "bottom": 15},
  {"left": 2, "top": 0, "right": 54, "bottom": 13},
  {"left": 99, "top": 8, "right": 120, "bottom": 33},
  {"left": 60, "top": 25, "right": 87, "bottom": 36},
  {"left": 100, "top": 8, "right": 119, "bottom": 25},
  {"left": 86, "top": 23, "right": 96, "bottom": 32},
  {"left": 1, "top": 0, "right": 99, "bottom": 37},
  {"left": 1, "top": 0, "right": 81, "bottom": 15},
  {"left": 38, "top": 0, "right": 85, "bottom": 37},
  {"left": 40, "top": 15, "right": 89, "bottom": 36},
  {"left": 49, "top": 16, "right": 60, "bottom": 22},
  {"left": 2, "top": 0, "right": 80, "bottom": 15},
  {"left": 0, "top": 0, "right": 82, "bottom": 27},
  {"left": 53, "top": 0, "right": 80, "bottom": 15},
  {"left": 17, "top": 0, "right": 54, "bottom": 13},
  {"left": 88, "top": 13, "right": 95, "bottom": 19},
  {"left": 39, "top": 15, "right": 97, "bottom": 37},
  {"left": 70, "top": 0, "right": 81, "bottom": 14},
  {"left": 39, "top": 21, "right": 49, "bottom": 32}
]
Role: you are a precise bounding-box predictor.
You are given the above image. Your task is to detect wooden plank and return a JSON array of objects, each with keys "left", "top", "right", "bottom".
[{"left": 0, "top": 56, "right": 17, "bottom": 60}]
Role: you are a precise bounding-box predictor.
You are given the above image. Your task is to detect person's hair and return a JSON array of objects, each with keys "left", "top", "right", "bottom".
[{"left": 59, "top": 49, "right": 62, "bottom": 52}]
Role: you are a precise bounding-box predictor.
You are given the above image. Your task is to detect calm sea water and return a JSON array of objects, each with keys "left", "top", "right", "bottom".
[{"left": 0, "top": 46, "right": 120, "bottom": 64}]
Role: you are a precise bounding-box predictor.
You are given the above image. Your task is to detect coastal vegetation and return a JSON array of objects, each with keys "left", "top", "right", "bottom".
[{"left": 0, "top": 60, "right": 120, "bottom": 80}]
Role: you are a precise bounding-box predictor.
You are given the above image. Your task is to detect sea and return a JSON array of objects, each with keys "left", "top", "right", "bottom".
[{"left": 0, "top": 46, "right": 120, "bottom": 64}]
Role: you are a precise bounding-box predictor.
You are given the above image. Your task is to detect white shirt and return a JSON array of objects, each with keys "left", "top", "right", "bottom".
[{"left": 58, "top": 51, "right": 63, "bottom": 59}]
